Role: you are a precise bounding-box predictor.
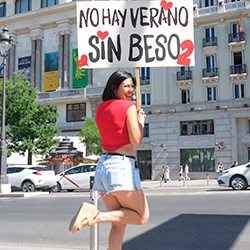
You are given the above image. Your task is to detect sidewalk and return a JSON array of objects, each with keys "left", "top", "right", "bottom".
[{"left": 141, "top": 178, "right": 218, "bottom": 189}]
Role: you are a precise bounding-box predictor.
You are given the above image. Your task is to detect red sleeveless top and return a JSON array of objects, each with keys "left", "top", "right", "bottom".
[{"left": 95, "top": 99, "right": 136, "bottom": 151}]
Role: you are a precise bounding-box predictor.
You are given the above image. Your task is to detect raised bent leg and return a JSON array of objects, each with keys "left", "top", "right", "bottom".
[
  {"left": 99, "top": 190, "right": 149, "bottom": 225},
  {"left": 99, "top": 190, "right": 149, "bottom": 250}
]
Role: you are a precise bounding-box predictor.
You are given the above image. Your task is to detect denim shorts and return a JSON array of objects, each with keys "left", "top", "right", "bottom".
[{"left": 92, "top": 154, "right": 142, "bottom": 194}]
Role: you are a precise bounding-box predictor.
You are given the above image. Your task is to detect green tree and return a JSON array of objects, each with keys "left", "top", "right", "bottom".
[
  {"left": 78, "top": 117, "right": 102, "bottom": 156},
  {"left": 0, "top": 71, "right": 61, "bottom": 164}
]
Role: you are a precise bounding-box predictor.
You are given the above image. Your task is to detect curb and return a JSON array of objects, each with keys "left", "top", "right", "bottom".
[{"left": 0, "top": 191, "right": 50, "bottom": 198}]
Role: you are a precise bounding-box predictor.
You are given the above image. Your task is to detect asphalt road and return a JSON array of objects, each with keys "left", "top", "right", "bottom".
[{"left": 0, "top": 184, "right": 250, "bottom": 250}]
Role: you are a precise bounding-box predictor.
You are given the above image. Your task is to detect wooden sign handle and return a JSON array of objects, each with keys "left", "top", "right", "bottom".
[{"left": 136, "top": 67, "right": 140, "bottom": 110}]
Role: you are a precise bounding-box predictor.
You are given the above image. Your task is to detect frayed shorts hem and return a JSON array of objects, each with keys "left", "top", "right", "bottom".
[{"left": 93, "top": 187, "right": 143, "bottom": 195}]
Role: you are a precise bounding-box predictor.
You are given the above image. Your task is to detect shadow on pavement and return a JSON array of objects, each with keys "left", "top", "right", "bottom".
[{"left": 123, "top": 214, "right": 250, "bottom": 250}]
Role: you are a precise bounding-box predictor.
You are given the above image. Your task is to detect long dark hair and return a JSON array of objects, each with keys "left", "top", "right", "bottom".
[{"left": 102, "top": 70, "right": 136, "bottom": 101}]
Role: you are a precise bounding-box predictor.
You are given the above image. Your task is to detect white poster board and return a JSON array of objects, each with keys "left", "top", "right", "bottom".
[{"left": 76, "top": 0, "right": 194, "bottom": 68}]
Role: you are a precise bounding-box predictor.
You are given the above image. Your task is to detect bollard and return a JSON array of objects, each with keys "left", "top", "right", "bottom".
[
  {"left": 160, "top": 177, "right": 162, "bottom": 188},
  {"left": 90, "top": 176, "right": 99, "bottom": 250},
  {"left": 183, "top": 177, "right": 185, "bottom": 187},
  {"left": 207, "top": 173, "right": 209, "bottom": 186}
]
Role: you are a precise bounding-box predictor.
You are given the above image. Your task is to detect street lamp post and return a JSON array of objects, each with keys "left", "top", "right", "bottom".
[{"left": 0, "top": 27, "right": 12, "bottom": 194}]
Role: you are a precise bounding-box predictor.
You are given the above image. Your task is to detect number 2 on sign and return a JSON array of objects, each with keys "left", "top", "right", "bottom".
[{"left": 177, "top": 40, "right": 194, "bottom": 66}]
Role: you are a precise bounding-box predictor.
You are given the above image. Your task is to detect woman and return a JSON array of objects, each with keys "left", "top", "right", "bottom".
[{"left": 69, "top": 70, "right": 149, "bottom": 250}]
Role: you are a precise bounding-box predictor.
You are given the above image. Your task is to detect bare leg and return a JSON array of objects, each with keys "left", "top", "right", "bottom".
[
  {"left": 99, "top": 190, "right": 149, "bottom": 250},
  {"left": 98, "top": 190, "right": 149, "bottom": 225},
  {"left": 100, "top": 194, "right": 126, "bottom": 250}
]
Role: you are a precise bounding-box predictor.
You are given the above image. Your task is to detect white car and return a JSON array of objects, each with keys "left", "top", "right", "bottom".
[
  {"left": 7, "top": 165, "right": 57, "bottom": 192},
  {"left": 52, "top": 164, "right": 97, "bottom": 192},
  {"left": 217, "top": 162, "right": 250, "bottom": 190}
]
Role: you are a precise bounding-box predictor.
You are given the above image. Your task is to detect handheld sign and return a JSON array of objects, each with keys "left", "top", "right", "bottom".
[{"left": 76, "top": 0, "right": 194, "bottom": 69}]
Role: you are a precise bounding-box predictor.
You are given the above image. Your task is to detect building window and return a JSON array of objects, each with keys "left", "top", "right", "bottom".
[
  {"left": 203, "top": 54, "right": 218, "bottom": 77},
  {"left": 181, "top": 89, "right": 190, "bottom": 104},
  {"left": 140, "top": 67, "right": 150, "bottom": 85},
  {"left": 234, "top": 83, "right": 245, "bottom": 99},
  {"left": 232, "top": 23, "right": 239, "bottom": 34},
  {"left": 180, "top": 148, "right": 215, "bottom": 172},
  {"left": 205, "top": 0, "right": 214, "bottom": 7},
  {"left": 203, "top": 27, "right": 217, "bottom": 47},
  {"left": 144, "top": 123, "right": 149, "bottom": 137},
  {"left": 247, "top": 120, "right": 250, "bottom": 134},
  {"left": 0, "top": 3, "right": 6, "bottom": 18},
  {"left": 181, "top": 120, "right": 214, "bottom": 136},
  {"left": 66, "top": 103, "right": 86, "bottom": 122},
  {"left": 141, "top": 93, "right": 150, "bottom": 107},
  {"left": 15, "top": 0, "right": 32, "bottom": 14},
  {"left": 206, "top": 54, "right": 216, "bottom": 69},
  {"left": 206, "top": 86, "right": 217, "bottom": 102},
  {"left": 205, "top": 27, "right": 215, "bottom": 39},
  {"left": 41, "top": 0, "right": 59, "bottom": 8}
]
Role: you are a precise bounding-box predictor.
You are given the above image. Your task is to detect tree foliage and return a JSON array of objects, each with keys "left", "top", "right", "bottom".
[
  {"left": 0, "top": 71, "right": 61, "bottom": 164},
  {"left": 78, "top": 117, "right": 102, "bottom": 156}
]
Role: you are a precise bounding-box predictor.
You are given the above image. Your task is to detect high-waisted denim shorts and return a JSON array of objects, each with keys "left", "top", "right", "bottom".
[{"left": 92, "top": 154, "right": 142, "bottom": 194}]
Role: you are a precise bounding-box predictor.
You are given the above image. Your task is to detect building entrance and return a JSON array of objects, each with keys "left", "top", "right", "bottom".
[{"left": 137, "top": 150, "right": 152, "bottom": 179}]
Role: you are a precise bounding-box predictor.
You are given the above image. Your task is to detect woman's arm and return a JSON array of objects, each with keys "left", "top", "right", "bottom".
[{"left": 126, "top": 105, "right": 146, "bottom": 147}]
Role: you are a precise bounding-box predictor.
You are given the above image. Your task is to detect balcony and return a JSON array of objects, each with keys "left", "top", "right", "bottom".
[
  {"left": 203, "top": 37, "right": 217, "bottom": 48},
  {"left": 37, "top": 86, "right": 104, "bottom": 102},
  {"left": 194, "top": 1, "right": 246, "bottom": 18},
  {"left": 229, "top": 64, "right": 247, "bottom": 81},
  {"left": 202, "top": 67, "right": 219, "bottom": 78},
  {"left": 230, "top": 64, "right": 247, "bottom": 74},
  {"left": 176, "top": 70, "right": 192, "bottom": 87},
  {"left": 228, "top": 32, "right": 245, "bottom": 43},
  {"left": 177, "top": 70, "right": 192, "bottom": 81}
]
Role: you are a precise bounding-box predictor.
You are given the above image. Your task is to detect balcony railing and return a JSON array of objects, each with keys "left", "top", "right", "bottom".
[
  {"left": 177, "top": 70, "right": 192, "bottom": 81},
  {"left": 228, "top": 32, "right": 245, "bottom": 43},
  {"left": 195, "top": 1, "right": 246, "bottom": 18},
  {"left": 230, "top": 64, "right": 247, "bottom": 75},
  {"left": 203, "top": 37, "right": 217, "bottom": 47},
  {"left": 202, "top": 67, "right": 219, "bottom": 78}
]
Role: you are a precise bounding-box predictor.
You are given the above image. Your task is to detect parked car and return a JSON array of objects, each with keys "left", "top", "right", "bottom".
[
  {"left": 51, "top": 163, "right": 97, "bottom": 192},
  {"left": 7, "top": 165, "right": 57, "bottom": 192},
  {"left": 217, "top": 162, "right": 250, "bottom": 190}
]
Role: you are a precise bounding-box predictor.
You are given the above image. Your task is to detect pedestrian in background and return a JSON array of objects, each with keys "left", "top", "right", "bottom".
[
  {"left": 217, "top": 162, "right": 225, "bottom": 173},
  {"left": 161, "top": 166, "right": 168, "bottom": 183},
  {"left": 231, "top": 161, "right": 238, "bottom": 168},
  {"left": 184, "top": 163, "right": 190, "bottom": 180},
  {"left": 179, "top": 165, "right": 184, "bottom": 181},
  {"left": 165, "top": 165, "right": 171, "bottom": 182}
]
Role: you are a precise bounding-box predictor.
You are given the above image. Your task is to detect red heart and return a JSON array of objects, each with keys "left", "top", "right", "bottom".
[
  {"left": 160, "top": 0, "right": 173, "bottom": 10},
  {"left": 97, "top": 31, "right": 109, "bottom": 40},
  {"left": 77, "top": 55, "right": 88, "bottom": 67}
]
